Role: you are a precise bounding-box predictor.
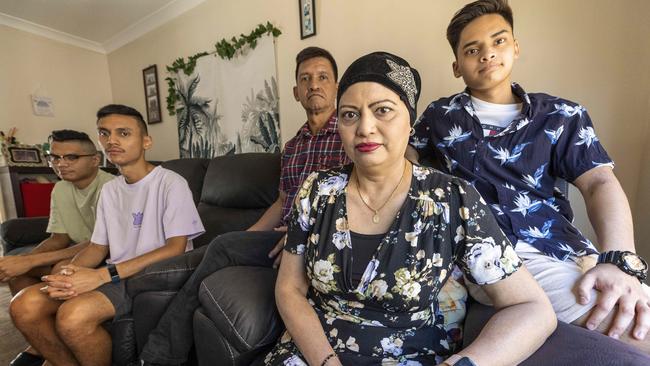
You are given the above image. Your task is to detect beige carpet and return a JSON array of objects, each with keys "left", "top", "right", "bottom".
[{"left": 0, "top": 283, "right": 28, "bottom": 364}]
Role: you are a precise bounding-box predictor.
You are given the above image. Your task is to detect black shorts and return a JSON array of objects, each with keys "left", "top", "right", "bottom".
[{"left": 95, "top": 281, "right": 132, "bottom": 320}]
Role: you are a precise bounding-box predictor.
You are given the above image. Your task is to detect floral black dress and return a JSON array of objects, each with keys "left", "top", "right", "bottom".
[{"left": 264, "top": 164, "right": 521, "bottom": 366}]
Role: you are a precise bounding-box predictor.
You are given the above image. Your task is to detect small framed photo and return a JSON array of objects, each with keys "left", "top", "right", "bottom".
[
  {"left": 3, "top": 144, "right": 47, "bottom": 167},
  {"left": 142, "top": 65, "right": 162, "bottom": 124},
  {"left": 299, "top": 0, "right": 316, "bottom": 39}
]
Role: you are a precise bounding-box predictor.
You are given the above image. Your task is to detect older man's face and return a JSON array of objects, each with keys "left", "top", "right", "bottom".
[{"left": 293, "top": 57, "right": 338, "bottom": 115}]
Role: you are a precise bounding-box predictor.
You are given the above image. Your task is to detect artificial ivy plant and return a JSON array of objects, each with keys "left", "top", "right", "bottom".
[{"left": 165, "top": 22, "right": 282, "bottom": 115}]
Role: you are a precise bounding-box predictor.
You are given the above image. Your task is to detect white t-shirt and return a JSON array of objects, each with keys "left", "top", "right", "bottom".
[
  {"left": 470, "top": 96, "right": 522, "bottom": 137},
  {"left": 91, "top": 166, "right": 205, "bottom": 264}
]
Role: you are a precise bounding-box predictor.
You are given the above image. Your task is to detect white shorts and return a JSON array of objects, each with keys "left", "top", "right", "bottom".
[{"left": 468, "top": 241, "right": 599, "bottom": 323}]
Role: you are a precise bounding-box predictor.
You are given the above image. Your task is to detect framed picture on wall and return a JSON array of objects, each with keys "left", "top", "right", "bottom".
[
  {"left": 3, "top": 144, "right": 47, "bottom": 167},
  {"left": 299, "top": 0, "right": 316, "bottom": 39},
  {"left": 142, "top": 65, "right": 162, "bottom": 124}
]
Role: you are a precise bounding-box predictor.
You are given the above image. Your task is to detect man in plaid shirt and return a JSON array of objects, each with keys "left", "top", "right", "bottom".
[{"left": 140, "top": 47, "right": 349, "bottom": 366}]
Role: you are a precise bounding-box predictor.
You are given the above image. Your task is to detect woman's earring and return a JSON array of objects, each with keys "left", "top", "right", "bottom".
[{"left": 409, "top": 127, "right": 415, "bottom": 136}]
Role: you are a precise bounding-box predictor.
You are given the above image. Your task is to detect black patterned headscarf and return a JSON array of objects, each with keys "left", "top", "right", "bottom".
[{"left": 337, "top": 52, "right": 421, "bottom": 124}]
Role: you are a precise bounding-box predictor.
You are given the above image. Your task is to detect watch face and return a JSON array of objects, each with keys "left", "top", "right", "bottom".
[
  {"left": 456, "top": 357, "right": 477, "bottom": 366},
  {"left": 623, "top": 253, "right": 647, "bottom": 272}
]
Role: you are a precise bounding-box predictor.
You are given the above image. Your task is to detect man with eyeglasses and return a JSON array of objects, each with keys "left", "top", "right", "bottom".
[{"left": 2, "top": 129, "right": 114, "bottom": 366}]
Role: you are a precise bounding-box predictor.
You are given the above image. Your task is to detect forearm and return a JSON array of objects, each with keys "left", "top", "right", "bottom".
[
  {"left": 582, "top": 175, "right": 635, "bottom": 252},
  {"left": 277, "top": 288, "right": 339, "bottom": 366},
  {"left": 25, "top": 241, "right": 89, "bottom": 268},
  {"left": 70, "top": 243, "right": 109, "bottom": 268},
  {"left": 29, "top": 233, "right": 72, "bottom": 255},
  {"left": 248, "top": 193, "right": 285, "bottom": 231},
  {"left": 460, "top": 299, "right": 556, "bottom": 366},
  {"left": 110, "top": 237, "right": 187, "bottom": 280}
]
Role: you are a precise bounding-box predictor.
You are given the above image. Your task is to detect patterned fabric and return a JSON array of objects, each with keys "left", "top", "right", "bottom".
[
  {"left": 265, "top": 164, "right": 520, "bottom": 365},
  {"left": 279, "top": 113, "right": 350, "bottom": 224},
  {"left": 410, "top": 83, "right": 613, "bottom": 260}
]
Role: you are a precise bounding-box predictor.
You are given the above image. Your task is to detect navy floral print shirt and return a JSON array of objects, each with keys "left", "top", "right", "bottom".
[{"left": 410, "top": 83, "right": 613, "bottom": 260}]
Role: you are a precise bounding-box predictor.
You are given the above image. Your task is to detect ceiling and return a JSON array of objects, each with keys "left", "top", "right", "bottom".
[{"left": 0, "top": 0, "right": 205, "bottom": 53}]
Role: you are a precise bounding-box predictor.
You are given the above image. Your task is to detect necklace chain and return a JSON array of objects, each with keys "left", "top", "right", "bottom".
[{"left": 354, "top": 161, "right": 409, "bottom": 224}]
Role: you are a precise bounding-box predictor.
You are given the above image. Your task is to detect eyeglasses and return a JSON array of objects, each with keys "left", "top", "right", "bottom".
[{"left": 45, "top": 153, "right": 96, "bottom": 164}]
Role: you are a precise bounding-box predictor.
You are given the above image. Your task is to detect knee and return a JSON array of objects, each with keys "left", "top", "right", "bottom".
[
  {"left": 56, "top": 301, "right": 98, "bottom": 341},
  {"left": 10, "top": 286, "right": 50, "bottom": 326},
  {"left": 206, "top": 235, "right": 232, "bottom": 257}
]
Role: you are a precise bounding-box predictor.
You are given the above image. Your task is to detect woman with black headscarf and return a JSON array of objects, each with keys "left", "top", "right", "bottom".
[{"left": 265, "top": 52, "right": 556, "bottom": 366}]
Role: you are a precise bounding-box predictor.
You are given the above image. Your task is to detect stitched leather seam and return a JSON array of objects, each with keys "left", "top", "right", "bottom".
[
  {"left": 200, "top": 281, "right": 251, "bottom": 348},
  {"left": 224, "top": 337, "right": 235, "bottom": 365},
  {"left": 130, "top": 267, "right": 198, "bottom": 281}
]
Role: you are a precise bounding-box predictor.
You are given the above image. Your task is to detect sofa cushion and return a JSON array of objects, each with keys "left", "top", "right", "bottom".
[
  {"left": 200, "top": 153, "right": 280, "bottom": 209},
  {"left": 0, "top": 216, "right": 49, "bottom": 254},
  {"left": 463, "top": 301, "right": 650, "bottom": 365},
  {"left": 198, "top": 266, "right": 284, "bottom": 353},
  {"left": 194, "top": 205, "right": 267, "bottom": 248}
]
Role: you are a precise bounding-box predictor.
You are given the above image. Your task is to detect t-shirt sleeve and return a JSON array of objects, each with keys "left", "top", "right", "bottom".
[
  {"left": 284, "top": 171, "right": 319, "bottom": 255},
  {"left": 46, "top": 184, "right": 66, "bottom": 234},
  {"left": 162, "top": 178, "right": 205, "bottom": 240},
  {"left": 453, "top": 181, "right": 522, "bottom": 285},
  {"left": 408, "top": 102, "right": 436, "bottom": 163},
  {"left": 551, "top": 109, "right": 614, "bottom": 183},
  {"left": 90, "top": 190, "right": 109, "bottom": 246}
]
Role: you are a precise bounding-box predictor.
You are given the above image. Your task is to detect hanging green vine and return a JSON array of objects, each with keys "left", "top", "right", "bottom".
[
  {"left": 165, "top": 22, "right": 281, "bottom": 116},
  {"left": 215, "top": 22, "right": 282, "bottom": 60}
]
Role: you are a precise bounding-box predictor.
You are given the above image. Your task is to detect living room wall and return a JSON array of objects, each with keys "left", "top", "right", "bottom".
[
  {"left": 107, "top": 0, "right": 650, "bottom": 253},
  {"left": 0, "top": 25, "right": 113, "bottom": 145},
  {"left": 631, "top": 6, "right": 650, "bottom": 261}
]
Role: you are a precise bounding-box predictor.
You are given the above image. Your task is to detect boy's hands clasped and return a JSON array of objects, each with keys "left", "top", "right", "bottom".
[{"left": 40, "top": 264, "right": 108, "bottom": 300}]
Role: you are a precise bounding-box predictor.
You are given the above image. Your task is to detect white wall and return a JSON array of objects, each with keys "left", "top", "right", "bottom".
[
  {"left": 0, "top": 25, "right": 113, "bottom": 145},
  {"left": 630, "top": 2, "right": 650, "bottom": 261}
]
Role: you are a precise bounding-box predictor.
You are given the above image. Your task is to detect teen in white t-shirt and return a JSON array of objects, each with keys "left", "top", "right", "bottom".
[{"left": 92, "top": 165, "right": 203, "bottom": 263}]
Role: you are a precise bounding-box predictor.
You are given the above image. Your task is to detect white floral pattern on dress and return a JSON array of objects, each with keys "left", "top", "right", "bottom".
[{"left": 265, "top": 165, "right": 519, "bottom": 365}]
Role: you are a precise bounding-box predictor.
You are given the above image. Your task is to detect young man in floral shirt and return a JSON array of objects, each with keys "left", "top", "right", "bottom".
[{"left": 408, "top": 0, "right": 650, "bottom": 352}]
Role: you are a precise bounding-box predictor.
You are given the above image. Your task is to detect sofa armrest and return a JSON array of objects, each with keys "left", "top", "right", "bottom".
[
  {"left": 463, "top": 301, "right": 650, "bottom": 365},
  {"left": 1, "top": 216, "right": 49, "bottom": 255},
  {"left": 198, "top": 266, "right": 284, "bottom": 353},
  {"left": 126, "top": 245, "right": 208, "bottom": 297}
]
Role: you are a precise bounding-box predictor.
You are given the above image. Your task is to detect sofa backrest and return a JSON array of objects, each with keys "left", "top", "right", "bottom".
[
  {"left": 199, "top": 153, "right": 280, "bottom": 247},
  {"left": 155, "top": 153, "right": 280, "bottom": 248}
]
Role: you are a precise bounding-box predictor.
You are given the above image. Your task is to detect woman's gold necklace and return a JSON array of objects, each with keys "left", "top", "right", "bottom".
[{"left": 355, "top": 161, "right": 409, "bottom": 224}]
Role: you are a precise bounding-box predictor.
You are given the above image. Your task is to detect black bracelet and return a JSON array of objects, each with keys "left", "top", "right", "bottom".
[{"left": 320, "top": 353, "right": 337, "bottom": 366}]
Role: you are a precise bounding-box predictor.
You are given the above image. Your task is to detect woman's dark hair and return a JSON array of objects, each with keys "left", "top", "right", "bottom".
[
  {"left": 96, "top": 104, "right": 148, "bottom": 135},
  {"left": 447, "top": 0, "right": 514, "bottom": 56},
  {"left": 295, "top": 47, "right": 338, "bottom": 81}
]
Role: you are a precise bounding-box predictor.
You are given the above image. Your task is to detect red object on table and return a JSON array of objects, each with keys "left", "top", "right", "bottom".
[{"left": 19, "top": 182, "right": 56, "bottom": 217}]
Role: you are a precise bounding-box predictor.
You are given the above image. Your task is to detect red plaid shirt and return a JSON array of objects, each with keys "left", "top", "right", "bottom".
[{"left": 279, "top": 113, "right": 349, "bottom": 224}]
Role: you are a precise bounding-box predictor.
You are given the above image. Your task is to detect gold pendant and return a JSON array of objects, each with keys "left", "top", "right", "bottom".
[{"left": 372, "top": 213, "right": 380, "bottom": 224}]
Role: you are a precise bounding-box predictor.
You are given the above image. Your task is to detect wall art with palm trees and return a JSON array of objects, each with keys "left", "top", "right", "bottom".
[{"left": 172, "top": 37, "right": 280, "bottom": 158}]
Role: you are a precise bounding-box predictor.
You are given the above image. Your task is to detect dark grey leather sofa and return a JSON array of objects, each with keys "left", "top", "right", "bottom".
[{"left": 3, "top": 152, "right": 650, "bottom": 365}]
